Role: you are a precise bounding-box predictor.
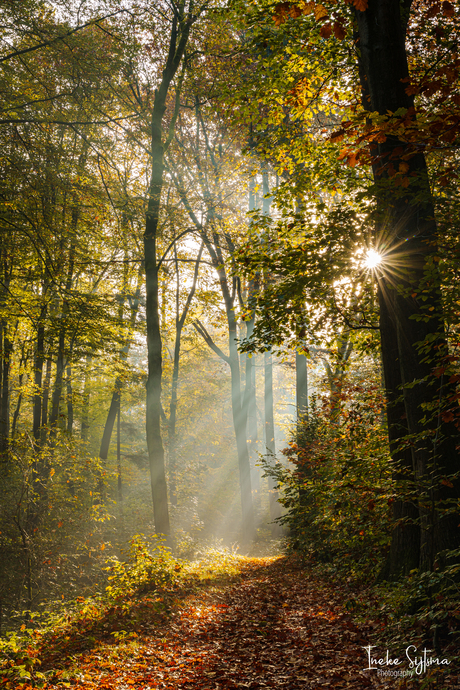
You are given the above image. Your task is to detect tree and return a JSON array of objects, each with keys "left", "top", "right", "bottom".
[
  {"left": 234, "top": 0, "right": 460, "bottom": 573},
  {"left": 142, "top": 0, "right": 203, "bottom": 538}
]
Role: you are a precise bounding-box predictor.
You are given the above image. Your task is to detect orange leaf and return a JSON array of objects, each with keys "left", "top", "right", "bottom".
[
  {"left": 320, "top": 23, "right": 332, "bottom": 38},
  {"left": 352, "top": 0, "right": 368, "bottom": 10},
  {"left": 347, "top": 152, "right": 357, "bottom": 167},
  {"left": 399, "top": 161, "right": 409, "bottom": 173}
]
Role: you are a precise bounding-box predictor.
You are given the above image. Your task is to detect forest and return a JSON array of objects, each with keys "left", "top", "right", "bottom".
[{"left": 1, "top": 0, "right": 460, "bottom": 688}]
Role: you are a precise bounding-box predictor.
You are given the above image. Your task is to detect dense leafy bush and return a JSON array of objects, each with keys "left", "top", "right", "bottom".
[
  {"left": 105, "top": 535, "right": 182, "bottom": 599},
  {"left": 268, "top": 381, "right": 393, "bottom": 579}
]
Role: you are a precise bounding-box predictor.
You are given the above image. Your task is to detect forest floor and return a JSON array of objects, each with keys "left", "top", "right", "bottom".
[{"left": 3, "top": 552, "right": 458, "bottom": 690}]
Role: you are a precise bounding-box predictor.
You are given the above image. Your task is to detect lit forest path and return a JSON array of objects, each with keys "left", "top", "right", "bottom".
[{"left": 38, "top": 556, "right": 390, "bottom": 690}]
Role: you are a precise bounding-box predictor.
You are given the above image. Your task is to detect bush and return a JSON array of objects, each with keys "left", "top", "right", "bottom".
[
  {"left": 268, "top": 383, "right": 393, "bottom": 580},
  {"left": 104, "top": 534, "right": 182, "bottom": 600}
]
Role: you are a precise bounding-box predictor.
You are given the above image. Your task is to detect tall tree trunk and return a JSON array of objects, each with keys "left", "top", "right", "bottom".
[
  {"left": 0, "top": 323, "right": 12, "bottom": 454},
  {"left": 28, "top": 291, "right": 49, "bottom": 529},
  {"left": 33, "top": 301, "right": 47, "bottom": 448},
  {"left": 244, "top": 312, "right": 259, "bottom": 515},
  {"left": 378, "top": 291, "right": 420, "bottom": 579},
  {"left": 168, "top": 243, "right": 203, "bottom": 507},
  {"left": 99, "top": 274, "right": 142, "bottom": 462},
  {"left": 116, "top": 393, "right": 125, "bottom": 538},
  {"left": 66, "top": 365, "right": 73, "bottom": 434},
  {"left": 143, "top": 6, "right": 193, "bottom": 538},
  {"left": 229, "top": 307, "right": 255, "bottom": 540},
  {"left": 355, "top": 0, "right": 460, "bottom": 568},
  {"left": 41, "top": 356, "right": 52, "bottom": 442},
  {"left": 49, "top": 329, "right": 65, "bottom": 436},
  {"left": 245, "top": 175, "right": 260, "bottom": 514},
  {"left": 260, "top": 171, "right": 281, "bottom": 532},
  {"left": 81, "top": 355, "right": 92, "bottom": 442},
  {"left": 264, "top": 350, "right": 281, "bottom": 532},
  {"left": 295, "top": 351, "right": 308, "bottom": 418}
]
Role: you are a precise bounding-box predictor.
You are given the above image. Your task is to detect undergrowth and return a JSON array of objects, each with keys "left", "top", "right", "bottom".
[{"left": 0, "top": 536, "right": 246, "bottom": 688}]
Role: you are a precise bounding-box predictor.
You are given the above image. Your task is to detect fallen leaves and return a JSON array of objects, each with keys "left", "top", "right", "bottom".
[{"left": 12, "top": 555, "right": 390, "bottom": 690}]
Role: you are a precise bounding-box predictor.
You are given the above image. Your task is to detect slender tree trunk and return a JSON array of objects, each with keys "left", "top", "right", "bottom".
[
  {"left": 229, "top": 307, "right": 255, "bottom": 540},
  {"left": 296, "top": 352, "right": 308, "bottom": 418},
  {"left": 33, "top": 302, "right": 47, "bottom": 448},
  {"left": 66, "top": 365, "right": 73, "bottom": 434},
  {"left": 99, "top": 275, "right": 141, "bottom": 458},
  {"left": 81, "top": 355, "right": 91, "bottom": 442},
  {"left": 116, "top": 393, "right": 124, "bottom": 538},
  {"left": 171, "top": 103, "right": 255, "bottom": 539},
  {"left": 143, "top": 7, "right": 193, "bottom": 538},
  {"left": 244, "top": 317, "right": 259, "bottom": 514},
  {"left": 264, "top": 350, "right": 281, "bottom": 532},
  {"left": 41, "top": 356, "right": 52, "bottom": 439},
  {"left": 100, "top": 385, "right": 121, "bottom": 460},
  {"left": 245, "top": 176, "right": 260, "bottom": 513},
  {"left": 28, "top": 291, "right": 49, "bottom": 529},
  {"left": 168, "top": 243, "right": 203, "bottom": 507},
  {"left": 0, "top": 324, "right": 12, "bottom": 454},
  {"left": 49, "top": 330, "right": 65, "bottom": 435}
]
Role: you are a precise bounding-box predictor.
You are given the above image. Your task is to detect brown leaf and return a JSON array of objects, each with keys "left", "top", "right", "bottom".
[
  {"left": 351, "top": 0, "right": 368, "bottom": 10},
  {"left": 442, "top": 0, "right": 455, "bottom": 17},
  {"left": 333, "top": 21, "right": 346, "bottom": 39}
]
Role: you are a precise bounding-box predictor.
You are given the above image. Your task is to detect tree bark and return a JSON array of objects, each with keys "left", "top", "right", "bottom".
[{"left": 378, "top": 288, "right": 420, "bottom": 578}]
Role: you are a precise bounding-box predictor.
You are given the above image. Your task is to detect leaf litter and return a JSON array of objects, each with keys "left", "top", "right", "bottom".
[{"left": 4, "top": 554, "right": 452, "bottom": 690}]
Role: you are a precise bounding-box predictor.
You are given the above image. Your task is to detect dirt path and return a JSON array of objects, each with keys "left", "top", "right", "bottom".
[{"left": 53, "top": 556, "right": 386, "bottom": 690}]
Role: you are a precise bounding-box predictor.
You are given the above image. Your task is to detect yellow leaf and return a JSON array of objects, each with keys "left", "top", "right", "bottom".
[
  {"left": 300, "top": 0, "right": 315, "bottom": 14},
  {"left": 314, "top": 4, "right": 328, "bottom": 21},
  {"left": 49, "top": 468, "right": 55, "bottom": 478}
]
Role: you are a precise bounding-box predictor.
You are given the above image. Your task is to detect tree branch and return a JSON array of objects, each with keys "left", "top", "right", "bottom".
[{"left": 193, "top": 319, "right": 230, "bottom": 364}]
